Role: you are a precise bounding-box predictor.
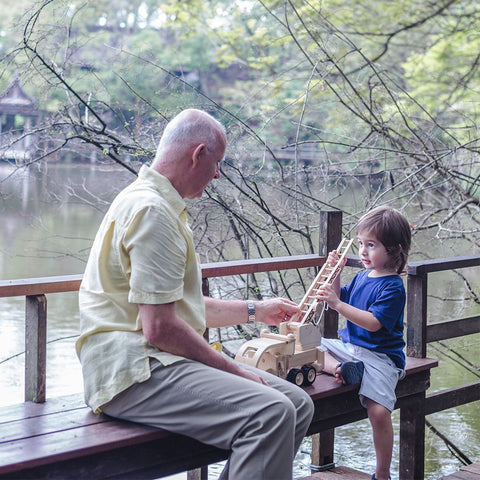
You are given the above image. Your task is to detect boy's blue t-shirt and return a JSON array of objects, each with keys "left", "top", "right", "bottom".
[{"left": 338, "top": 270, "right": 406, "bottom": 369}]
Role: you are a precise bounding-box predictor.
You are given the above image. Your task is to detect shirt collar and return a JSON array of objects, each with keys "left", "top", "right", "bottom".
[{"left": 138, "top": 165, "right": 187, "bottom": 217}]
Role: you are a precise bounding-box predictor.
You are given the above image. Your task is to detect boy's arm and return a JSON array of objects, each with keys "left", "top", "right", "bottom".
[
  {"left": 329, "top": 297, "right": 382, "bottom": 331},
  {"left": 317, "top": 283, "right": 382, "bottom": 332}
]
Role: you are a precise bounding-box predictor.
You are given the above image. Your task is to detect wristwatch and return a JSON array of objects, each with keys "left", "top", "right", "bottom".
[{"left": 246, "top": 301, "right": 256, "bottom": 324}]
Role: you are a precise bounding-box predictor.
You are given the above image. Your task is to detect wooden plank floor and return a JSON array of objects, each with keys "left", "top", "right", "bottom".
[
  {"left": 300, "top": 466, "right": 371, "bottom": 479},
  {"left": 441, "top": 462, "right": 480, "bottom": 480},
  {"left": 301, "top": 463, "right": 480, "bottom": 480}
]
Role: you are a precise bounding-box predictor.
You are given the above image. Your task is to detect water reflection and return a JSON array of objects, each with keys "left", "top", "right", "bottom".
[
  {"left": 0, "top": 293, "right": 83, "bottom": 406},
  {"left": 0, "top": 162, "right": 478, "bottom": 479},
  {"left": 0, "top": 162, "right": 133, "bottom": 278}
]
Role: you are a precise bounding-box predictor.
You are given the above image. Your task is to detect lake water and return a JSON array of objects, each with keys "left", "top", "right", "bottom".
[{"left": 0, "top": 161, "right": 478, "bottom": 479}]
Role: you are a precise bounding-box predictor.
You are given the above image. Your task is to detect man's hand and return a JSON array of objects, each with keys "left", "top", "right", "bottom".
[
  {"left": 233, "top": 365, "right": 269, "bottom": 385},
  {"left": 255, "top": 298, "right": 300, "bottom": 326}
]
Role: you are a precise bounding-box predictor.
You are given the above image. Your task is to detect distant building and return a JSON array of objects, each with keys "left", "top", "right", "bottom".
[{"left": 0, "top": 72, "right": 40, "bottom": 162}]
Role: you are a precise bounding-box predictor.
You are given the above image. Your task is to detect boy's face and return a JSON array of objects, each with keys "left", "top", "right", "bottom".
[{"left": 357, "top": 231, "right": 394, "bottom": 276}]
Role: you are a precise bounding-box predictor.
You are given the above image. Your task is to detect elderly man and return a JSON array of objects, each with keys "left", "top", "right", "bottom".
[{"left": 76, "top": 109, "right": 314, "bottom": 479}]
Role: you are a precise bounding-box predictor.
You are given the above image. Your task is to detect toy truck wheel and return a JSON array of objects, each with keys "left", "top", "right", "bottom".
[
  {"left": 301, "top": 365, "right": 316, "bottom": 386},
  {"left": 286, "top": 368, "right": 304, "bottom": 386}
]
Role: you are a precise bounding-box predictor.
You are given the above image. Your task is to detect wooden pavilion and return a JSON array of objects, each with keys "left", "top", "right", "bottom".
[{"left": 0, "top": 72, "right": 40, "bottom": 162}]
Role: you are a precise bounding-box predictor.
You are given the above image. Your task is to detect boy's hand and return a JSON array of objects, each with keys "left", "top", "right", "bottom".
[
  {"left": 327, "top": 249, "right": 347, "bottom": 270},
  {"left": 317, "top": 284, "right": 340, "bottom": 310},
  {"left": 326, "top": 250, "right": 339, "bottom": 266}
]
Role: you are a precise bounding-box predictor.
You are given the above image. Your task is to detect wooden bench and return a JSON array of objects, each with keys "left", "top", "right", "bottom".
[
  {"left": 0, "top": 393, "right": 228, "bottom": 479},
  {"left": 0, "top": 356, "right": 436, "bottom": 480},
  {"left": 305, "top": 356, "right": 438, "bottom": 479}
]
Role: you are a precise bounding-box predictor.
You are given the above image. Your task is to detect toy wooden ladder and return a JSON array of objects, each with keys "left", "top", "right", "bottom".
[{"left": 292, "top": 238, "right": 353, "bottom": 325}]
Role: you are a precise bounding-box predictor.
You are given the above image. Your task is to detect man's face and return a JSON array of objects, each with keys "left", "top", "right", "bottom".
[{"left": 188, "top": 139, "right": 225, "bottom": 199}]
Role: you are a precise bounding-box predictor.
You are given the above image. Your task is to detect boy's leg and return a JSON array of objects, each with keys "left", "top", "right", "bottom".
[
  {"left": 367, "top": 399, "right": 393, "bottom": 480},
  {"left": 319, "top": 339, "right": 364, "bottom": 384},
  {"left": 322, "top": 351, "right": 341, "bottom": 376}
]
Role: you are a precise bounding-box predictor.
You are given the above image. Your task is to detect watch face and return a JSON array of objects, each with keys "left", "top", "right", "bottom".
[{"left": 247, "top": 302, "right": 255, "bottom": 322}]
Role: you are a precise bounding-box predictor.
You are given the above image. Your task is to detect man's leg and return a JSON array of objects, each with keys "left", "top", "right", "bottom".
[
  {"left": 243, "top": 363, "right": 315, "bottom": 456},
  {"left": 102, "top": 359, "right": 314, "bottom": 480}
]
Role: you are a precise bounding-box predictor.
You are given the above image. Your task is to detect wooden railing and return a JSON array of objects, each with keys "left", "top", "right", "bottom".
[
  {"left": 0, "top": 256, "right": 332, "bottom": 403},
  {"left": 1, "top": 259, "right": 478, "bottom": 408},
  {"left": 406, "top": 256, "right": 480, "bottom": 415},
  {"left": 0, "top": 209, "right": 479, "bottom": 474}
]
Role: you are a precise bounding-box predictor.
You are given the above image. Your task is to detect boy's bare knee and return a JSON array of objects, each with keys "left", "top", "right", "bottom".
[{"left": 367, "top": 400, "right": 390, "bottom": 418}]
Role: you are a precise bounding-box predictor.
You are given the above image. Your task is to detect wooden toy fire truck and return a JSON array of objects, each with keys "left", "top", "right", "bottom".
[{"left": 235, "top": 238, "right": 353, "bottom": 386}]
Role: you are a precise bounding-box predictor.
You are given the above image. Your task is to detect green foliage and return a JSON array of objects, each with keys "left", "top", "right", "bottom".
[{"left": 1, "top": 0, "right": 479, "bottom": 258}]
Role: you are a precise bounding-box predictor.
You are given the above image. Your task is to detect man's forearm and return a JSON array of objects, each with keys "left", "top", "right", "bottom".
[
  {"left": 205, "top": 296, "right": 300, "bottom": 328},
  {"left": 205, "top": 297, "right": 250, "bottom": 328},
  {"left": 142, "top": 303, "right": 244, "bottom": 374}
]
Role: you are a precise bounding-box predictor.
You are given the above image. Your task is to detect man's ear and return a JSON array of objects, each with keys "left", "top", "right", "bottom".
[{"left": 192, "top": 143, "right": 205, "bottom": 167}]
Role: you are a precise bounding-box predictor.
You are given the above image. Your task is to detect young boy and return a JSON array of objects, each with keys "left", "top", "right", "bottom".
[{"left": 317, "top": 206, "right": 411, "bottom": 480}]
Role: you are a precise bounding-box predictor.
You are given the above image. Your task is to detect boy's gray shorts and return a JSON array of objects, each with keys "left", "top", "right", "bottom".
[{"left": 319, "top": 338, "right": 405, "bottom": 412}]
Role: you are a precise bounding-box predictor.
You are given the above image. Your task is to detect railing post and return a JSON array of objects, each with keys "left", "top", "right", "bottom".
[
  {"left": 399, "top": 390, "right": 426, "bottom": 479},
  {"left": 202, "top": 277, "right": 210, "bottom": 344},
  {"left": 318, "top": 210, "right": 342, "bottom": 339},
  {"left": 312, "top": 211, "right": 342, "bottom": 472},
  {"left": 311, "top": 431, "right": 335, "bottom": 471},
  {"left": 318, "top": 210, "right": 343, "bottom": 257},
  {"left": 187, "top": 278, "right": 210, "bottom": 480},
  {"left": 25, "top": 294, "right": 47, "bottom": 403},
  {"left": 406, "top": 272, "right": 428, "bottom": 358},
  {"left": 403, "top": 270, "right": 428, "bottom": 478},
  {"left": 202, "top": 277, "right": 210, "bottom": 297}
]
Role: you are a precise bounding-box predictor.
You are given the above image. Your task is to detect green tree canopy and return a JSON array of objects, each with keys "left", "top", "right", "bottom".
[{"left": 0, "top": 0, "right": 478, "bottom": 261}]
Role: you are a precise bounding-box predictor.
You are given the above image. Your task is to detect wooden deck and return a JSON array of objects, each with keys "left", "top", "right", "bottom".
[
  {"left": 301, "top": 462, "right": 480, "bottom": 480},
  {"left": 301, "top": 465, "right": 371, "bottom": 479},
  {"left": 440, "top": 462, "right": 480, "bottom": 480}
]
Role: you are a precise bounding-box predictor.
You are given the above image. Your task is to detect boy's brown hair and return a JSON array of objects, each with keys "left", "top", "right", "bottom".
[{"left": 356, "top": 206, "right": 412, "bottom": 274}]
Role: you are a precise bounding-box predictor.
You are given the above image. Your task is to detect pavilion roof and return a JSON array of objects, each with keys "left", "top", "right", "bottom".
[{"left": 0, "top": 73, "right": 39, "bottom": 116}]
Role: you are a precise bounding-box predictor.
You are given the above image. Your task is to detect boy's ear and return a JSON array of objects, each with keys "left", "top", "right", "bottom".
[{"left": 386, "top": 244, "right": 401, "bottom": 255}]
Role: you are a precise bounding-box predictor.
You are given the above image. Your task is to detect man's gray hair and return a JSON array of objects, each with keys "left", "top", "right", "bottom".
[{"left": 158, "top": 109, "right": 226, "bottom": 153}]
